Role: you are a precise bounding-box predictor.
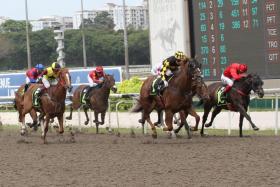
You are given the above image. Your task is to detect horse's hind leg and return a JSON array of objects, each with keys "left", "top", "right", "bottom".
[
  {"left": 163, "top": 110, "right": 176, "bottom": 138},
  {"left": 200, "top": 103, "right": 212, "bottom": 136},
  {"left": 174, "top": 112, "right": 187, "bottom": 134},
  {"left": 205, "top": 107, "right": 222, "bottom": 128},
  {"left": 66, "top": 104, "right": 73, "bottom": 120},
  {"left": 83, "top": 106, "right": 89, "bottom": 125},
  {"left": 41, "top": 115, "right": 50, "bottom": 144},
  {"left": 189, "top": 107, "right": 200, "bottom": 131},
  {"left": 100, "top": 112, "right": 105, "bottom": 125},
  {"left": 94, "top": 111, "right": 99, "bottom": 134},
  {"left": 239, "top": 114, "right": 245, "bottom": 137}
]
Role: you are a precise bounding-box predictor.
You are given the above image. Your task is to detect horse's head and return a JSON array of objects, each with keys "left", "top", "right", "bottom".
[
  {"left": 192, "top": 81, "right": 210, "bottom": 101},
  {"left": 103, "top": 74, "right": 117, "bottom": 93},
  {"left": 248, "top": 74, "right": 264, "bottom": 98},
  {"left": 58, "top": 68, "right": 72, "bottom": 92}
]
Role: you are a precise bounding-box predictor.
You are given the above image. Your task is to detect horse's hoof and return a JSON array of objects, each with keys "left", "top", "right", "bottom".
[
  {"left": 20, "top": 131, "right": 26, "bottom": 136},
  {"left": 190, "top": 127, "right": 198, "bottom": 131},
  {"left": 33, "top": 125, "right": 38, "bottom": 131},
  {"left": 253, "top": 126, "right": 259, "bottom": 131},
  {"left": 205, "top": 123, "right": 212, "bottom": 128},
  {"left": 174, "top": 129, "right": 179, "bottom": 134},
  {"left": 26, "top": 123, "right": 33, "bottom": 128},
  {"left": 138, "top": 119, "right": 145, "bottom": 124},
  {"left": 66, "top": 116, "right": 72, "bottom": 120},
  {"left": 84, "top": 121, "right": 89, "bottom": 125}
]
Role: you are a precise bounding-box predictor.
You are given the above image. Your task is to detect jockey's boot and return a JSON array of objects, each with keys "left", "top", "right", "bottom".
[
  {"left": 24, "top": 83, "right": 29, "bottom": 93},
  {"left": 221, "top": 85, "right": 231, "bottom": 99},
  {"left": 82, "top": 86, "right": 92, "bottom": 105}
]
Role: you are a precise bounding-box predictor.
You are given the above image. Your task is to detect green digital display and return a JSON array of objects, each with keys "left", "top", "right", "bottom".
[{"left": 191, "top": 0, "right": 280, "bottom": 80}]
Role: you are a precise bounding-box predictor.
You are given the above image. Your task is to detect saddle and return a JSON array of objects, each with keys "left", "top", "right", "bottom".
[
  {"left": 32, "top": 88, "right": 41, "bottom": 107},
  {"left": 150, "top": 76, "right": 173, "bottom": 96},
  {"left": 216, "top": 86, "right": 228, "bottom": 106},
  {"left": 80, "top": 85, "right": 102, "bottom": 105}
]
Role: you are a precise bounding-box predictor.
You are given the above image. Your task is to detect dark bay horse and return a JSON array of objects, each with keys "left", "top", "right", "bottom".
[
  {"left": 200, "top": 74, "right": 264, "bottom": 137},
  {"left": 132, "top": 58, "right": 204, "bottom": 138},
  {"left": 66, "top": 74, "right": 117, "bottom": 133},
  {"left": 20, "top": 68, "right": 72, "bottom": 143}
]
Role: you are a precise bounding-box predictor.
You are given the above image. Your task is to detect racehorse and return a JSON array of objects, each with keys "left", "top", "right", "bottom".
[
  {"left": 200, "top": 73, "right": 264, "bottom": 137},
  {"left": 139, "top": 80, "right": 209, "bottom": 134},
  {"left": 19, "top": 68, "right": 72, "bottom": 143},
  {"left": 15, "top": 84, "right": 39, "bottom": 130},
  {"left": 131, "top": 58, "right": 204, "bottom": 139},
  {"left": 66, "top": 74, "right": 117, "bottom": 133}
]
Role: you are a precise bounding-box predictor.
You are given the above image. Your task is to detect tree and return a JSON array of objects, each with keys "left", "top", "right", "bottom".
[
  {"left": 0, "top": 20, "right": 32, "bottom": 33},
  {"left": 0, "top": 36, "right": 14, "bottom": 59},
  {"left": 93, "top": 11, "right": 115, "bottom": 30},
  {"left": 82, "top": 18, "right": 94, "bottom": 29}
]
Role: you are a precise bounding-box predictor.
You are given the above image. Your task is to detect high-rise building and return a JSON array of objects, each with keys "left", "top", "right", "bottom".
[
  {"left": 30, "top": 16, "right": 73, "bottom": 31},
  {"left": 106, "top": 3, "right": 148, "bottom": 30},
  {"left": 73, "top": 10, "right": 103, "bottom": 29}
]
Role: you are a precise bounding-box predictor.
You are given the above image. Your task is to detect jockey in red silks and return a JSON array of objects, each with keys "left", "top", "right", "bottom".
[
  {"left": 221, "top": 63, "right": 248, "bottom": 96},
  {"left": 24, "top": 64, "right": 45, "bottom": 92},
  {"left": 82, "top": 66, "right": 105, "bottom": 104}
]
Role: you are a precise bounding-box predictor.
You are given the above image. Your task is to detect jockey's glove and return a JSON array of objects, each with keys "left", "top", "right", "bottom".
[{"left": 163, "top": 80, "right": 168, "bottom": 87}]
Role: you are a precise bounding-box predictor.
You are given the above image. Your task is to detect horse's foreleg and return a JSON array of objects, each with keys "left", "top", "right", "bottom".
[
  {"left": 153, "top": 110, "right": 162, "bottom": 127},
  {"left": 100, "top": 112, "right": 105, "bottom": 125},
  {"left": 163, "top": 110, "right": 176, "bottom": 138},
  {"left": 57, "top": 115, "right": 64, "bottom": 134},
  {"left": 205, "top": 107, "right": 222, "bottom": 128},
  {"left": 94, "top": 111, "right": 99, "bottom": 134},
  {"left": 174, "top": 111, "right": 186, "bottom": 134},
  {"left": 239, "top": 114, "right": 245, "bottom": 137},
  {"left": 189, "top": 107, "right": 200, "bottom": 131},
  {"left": 237, "top": 104, "right": 259, "bottom": 131},
  {"left": 29, "top": 109, "right": 38, "bottom": 131},
  {"left": 83, "top": 106, "right": 89, "bottom": 125},
  {"left": 41, "top": 115, "right": 50, "bottom": 144},
  {"left": 200, "top": 103, "right": 212, "bottom": 136},
  {"left": 66, "top": 104, "right": 73, "bottom": 120}
]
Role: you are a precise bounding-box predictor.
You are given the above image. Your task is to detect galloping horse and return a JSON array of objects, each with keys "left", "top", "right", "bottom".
[
  {"left": 200, "top": 74, "right": 264, "bottom": 137},
  {"left": 15, "top": 84, "right": 39, "bottom": 130},
  {"left": 132, "top": 58, "right": 204, "bottom": 138},
  {"left": 20, "top": 68, "right": 72, "bottom": 143},
  {"left": 66, "top": 74, "right": 117, "bottom": 133}
]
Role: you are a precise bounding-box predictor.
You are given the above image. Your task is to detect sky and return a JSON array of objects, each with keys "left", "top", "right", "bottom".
[{"left": 0, "top": 0, "right": 143, "bottom": 20}]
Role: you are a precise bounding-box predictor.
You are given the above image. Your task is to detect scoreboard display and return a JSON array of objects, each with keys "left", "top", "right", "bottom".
[{"left": 191, "top": 0, "right": 280, "bottom": 80}]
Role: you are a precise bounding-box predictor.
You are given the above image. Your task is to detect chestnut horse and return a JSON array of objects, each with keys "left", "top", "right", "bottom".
[
  {"left": 131, "top": 58, "right": 204, "bottom": 138},
  {"left": 200, "top": 73, "right": 264, "bottom": 137},
  {"left": 66, "top": 74, "right": 117, "bottom": 133},
  {"left": 19, "top": 68, "right": 72, "bottom": 143},
  {"left": 15, "top": 84, "right": 39, "bottom": 130}
]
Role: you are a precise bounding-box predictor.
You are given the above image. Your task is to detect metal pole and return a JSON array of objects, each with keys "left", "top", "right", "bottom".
[
  {"left": 81, "top": 0, "right": 87, "bottom": 68},
  {"left": 25, "top": 0, "right": 32, "bottom": 69},
  {"left": 122, "top": 0, "right": 130, "bottom": 79},
  {"left": 275, "top": 94, "right": 279, "bottom": 135}
]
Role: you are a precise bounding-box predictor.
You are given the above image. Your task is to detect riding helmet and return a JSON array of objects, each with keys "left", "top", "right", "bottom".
[
  {"left": 175, "top": 51, "right": 185, "bottom": 61},
  {"left": 51, "top": 62, "right": 61, "bottom": 70},
  {"left": 239, "top": 64, "right": 248, "bottom": 73},
  {"left": 35, "top": 64, "right": 45, "bottom": 71},
  {"left": 96, "top": 66, "right": 104, "bottom": 73}
]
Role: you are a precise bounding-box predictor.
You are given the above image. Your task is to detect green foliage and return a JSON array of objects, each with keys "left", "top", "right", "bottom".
[
  {"left": 0, "top": 19, "right": 32, "bottom": 33},
  {"left": 117, "top": 76, "right": 143, "bottom": 93},
  {"left": 0, "top": 26, "right": 150, "bottom": 70}
]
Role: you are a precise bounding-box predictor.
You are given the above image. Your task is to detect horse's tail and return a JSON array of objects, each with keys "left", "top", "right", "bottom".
[
  {"left": 13, "top": 99, "right": 18, "bottom": 111},
  {"left": 130, "top": 99, "right": 143, "bottom": 113}
]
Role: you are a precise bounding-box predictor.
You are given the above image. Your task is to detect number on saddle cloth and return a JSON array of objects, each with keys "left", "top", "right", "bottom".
[
  {"left": 216, "top": 86, "right": 227, "bottom": 106},
  {"left": 32, "top": 88, "right": 41, "bottom": 107},
  {"left": 81, "top": 85, "right": 101, "bottom": 104}
]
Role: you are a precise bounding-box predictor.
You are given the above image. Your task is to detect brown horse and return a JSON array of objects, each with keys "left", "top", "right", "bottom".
[
  {"left": 139, "top": 80, "right": 209, "bottom": 134},
  {"left": 200, "top": 73, "right": 264, "bottom": 137},
  {"left": 66, "top": 74, "right": 117, "bottom": 133},
  {"left": 131, "top": 58, "right": 204, "bottom": 138},
  {"left": 19, "top": 68, "right": 72, "bottom": 143},
  {"left": 15, "top": 84, "right": 39, "bottom": 130}
]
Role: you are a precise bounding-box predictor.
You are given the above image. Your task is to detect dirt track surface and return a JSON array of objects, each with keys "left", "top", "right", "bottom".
[{"left": 1, "top": 129, "right": 280, "bottom": 187}]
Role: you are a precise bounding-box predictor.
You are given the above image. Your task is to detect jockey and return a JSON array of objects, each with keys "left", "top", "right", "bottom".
[
  {"left": 36, "top": 62, "right": 61, "bottom": 95},
  {"left": 24, "top": 64, "right": 45, "bottom": 92},
  {"left": 159, "top": 51, "right": 187, "bottom": 89},
  {"left": 221, "top": 63, "right": 248, "bottom": 96},
  {"left": 82, "top": 66, "right": 105, "bottom": 104}
]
